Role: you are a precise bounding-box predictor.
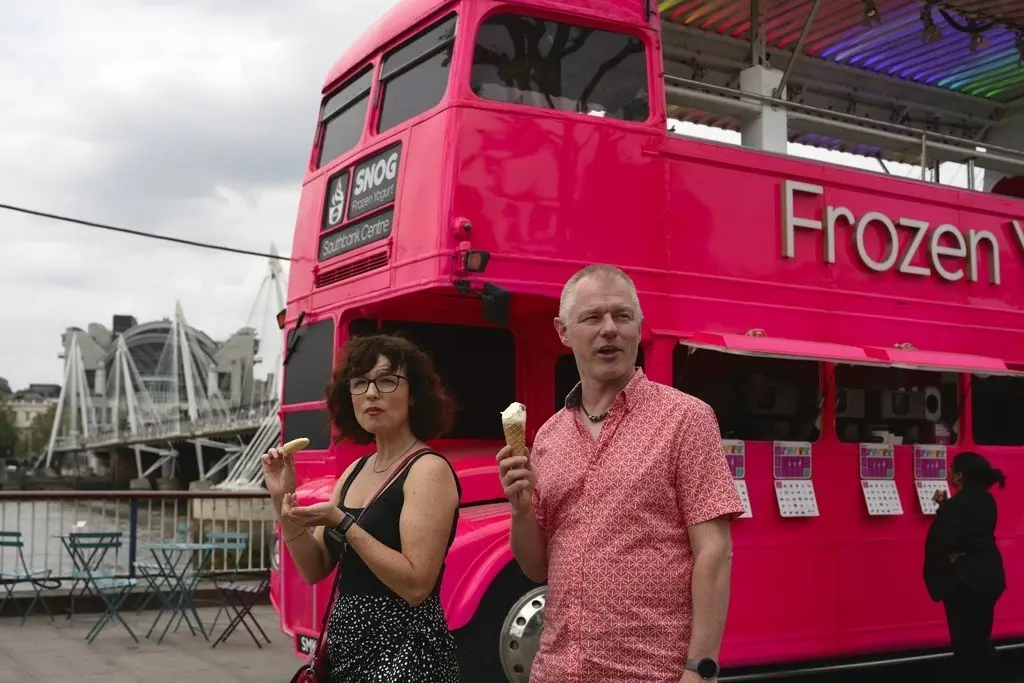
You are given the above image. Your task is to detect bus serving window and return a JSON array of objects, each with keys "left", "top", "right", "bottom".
[
  {"left": 318, "top": 66, "right": 374, "bottom": 168},
  {"left": 673, "top": 346, "right": 821, "bottom": 442},
  {"left": 349, "top": 318, "right": 513, "bottom": 439},
  {"left": 972, "top": 375, "right": 1024, "bottom": 445},
  {"left": 377, "top": 14, "right": 457, "bottom": 134},
  {"left": 834, "top": 365, "right": 958, "bottom": 445},
  {"left": 471, "top": 14, "right": 649, "bottom": 122}
]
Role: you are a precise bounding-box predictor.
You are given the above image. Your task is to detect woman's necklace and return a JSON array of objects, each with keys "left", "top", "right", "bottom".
[
  {"left": 371, "top": 439, "right": 419, "bottom": 473},
  {"left": 581, "top": 403, "right": 610, "bottom": 423}
]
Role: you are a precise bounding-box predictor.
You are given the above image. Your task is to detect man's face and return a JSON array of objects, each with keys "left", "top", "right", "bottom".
[{"left": 554, "top": 275, "right": 641, "bottom": 385}]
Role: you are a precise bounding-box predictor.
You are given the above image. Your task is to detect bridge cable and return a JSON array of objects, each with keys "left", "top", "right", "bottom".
[{"left": 0, "top": 202, "right": 291, "bottom": 261}]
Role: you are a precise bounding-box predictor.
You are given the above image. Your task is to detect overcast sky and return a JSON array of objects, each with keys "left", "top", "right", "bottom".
[
  {"left": 0, "top": 0, "right": 401, "bottom": 391},
  {"left": 1, "top": 0, "right": 980, "bottom": 394}
]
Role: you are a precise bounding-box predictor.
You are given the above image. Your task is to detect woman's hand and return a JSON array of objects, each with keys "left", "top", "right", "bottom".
[
  {"left": 932, "top": 489, "right": 949, "bottom": 506},
  {"left": 280, "top": 493, "right": 344, "bottom": 529},
  {"left": 262, "top": 447, "right": 297, "bottom": 500}
]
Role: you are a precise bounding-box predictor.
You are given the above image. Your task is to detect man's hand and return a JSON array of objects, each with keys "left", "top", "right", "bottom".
[{"left": 497, "top": 445, "right": 535, "bottom": 515}]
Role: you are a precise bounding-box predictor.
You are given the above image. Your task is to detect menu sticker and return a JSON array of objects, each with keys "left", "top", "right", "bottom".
[
  {"left": 773, "top": 441, "right": 812, "bottom": 480},
  {"left": 861, "top": 480, "right": 903, "bottom": 516},
  {"left": 859, "top": 443, "right": 895, "bottom": 480},
  {"left": 722, "top": 440, "right": 745, "bottom": 479},
  {"left": 774, "top": 480, "right": 819, "bottom": 517},
  {"left": 914, "top": 444, "right": 947, "bottom": 480},
  {"left": 915, "top": 480, "right": 951, "bottom": 515}
]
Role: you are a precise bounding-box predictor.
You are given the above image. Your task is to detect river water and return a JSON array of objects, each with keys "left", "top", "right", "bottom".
[{"left": 0, "top": 498, "right": 187, "bottom": 579}]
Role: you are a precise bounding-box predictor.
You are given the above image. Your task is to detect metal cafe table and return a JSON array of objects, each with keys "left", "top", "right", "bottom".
[{"left": 138, "top": 538, "right": 243, "bottom": 644}]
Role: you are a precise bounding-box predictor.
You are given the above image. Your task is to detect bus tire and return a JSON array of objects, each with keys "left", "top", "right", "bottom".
[{"left": 453, "top": 563, "right": 545, "bottom": 683}]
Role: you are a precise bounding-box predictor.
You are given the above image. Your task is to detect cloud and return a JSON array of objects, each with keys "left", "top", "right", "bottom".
[{"left": 0, "top": 0, "right": 400, "bottom": 391}]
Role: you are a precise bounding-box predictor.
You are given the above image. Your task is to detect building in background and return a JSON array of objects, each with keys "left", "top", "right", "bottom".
[{"left": 59, "top": 313, "right": 274, "bottom": 431}]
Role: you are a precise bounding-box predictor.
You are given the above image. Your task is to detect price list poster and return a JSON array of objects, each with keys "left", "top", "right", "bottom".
[
  {"left": 858, "top": 443, "right": 903, "bottom": 516},
  {"left": 722, "top": 440, "right": 751, "bottom": 518},
  {"left": 772, "top": 441, "right": 818, "bottom": 517},
  {"left": 914, "top": 444, "right": 950, "bottom": 515}
]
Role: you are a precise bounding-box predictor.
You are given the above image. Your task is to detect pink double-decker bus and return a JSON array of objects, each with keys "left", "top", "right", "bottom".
[{"left": 273, "top": 0, "right": 1024, "bottom": 679}]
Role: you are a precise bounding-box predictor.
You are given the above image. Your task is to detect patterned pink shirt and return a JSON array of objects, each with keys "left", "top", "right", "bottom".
[{"left": 529, "top": 369, "right": 744, "bottom": 683}]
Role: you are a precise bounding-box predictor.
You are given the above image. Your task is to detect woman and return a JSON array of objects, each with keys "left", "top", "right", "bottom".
[
  {"left": 262, "top": 334, "right": 461, "bottom": 682},
  {"left": 924, "top": 450, "right": 1007, "bottom": 682}
]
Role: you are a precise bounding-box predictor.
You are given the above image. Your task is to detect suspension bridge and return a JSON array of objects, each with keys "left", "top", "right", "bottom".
[{"left": 34, "top": 247, "right": 288, "bottom": 491}]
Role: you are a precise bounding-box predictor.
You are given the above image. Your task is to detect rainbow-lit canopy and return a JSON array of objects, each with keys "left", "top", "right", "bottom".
[{"left": 659, "top": 0, "right": 1024, "bottom": 166}]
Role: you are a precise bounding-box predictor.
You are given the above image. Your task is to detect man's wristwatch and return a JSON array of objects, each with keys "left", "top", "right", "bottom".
[{"left": 685, "top": 657, "right": 720, "bottom": 679}]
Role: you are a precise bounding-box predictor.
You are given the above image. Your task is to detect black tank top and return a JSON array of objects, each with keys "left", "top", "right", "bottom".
[{"left": 326, "top": 451, "right": 461, "bottom": 597}]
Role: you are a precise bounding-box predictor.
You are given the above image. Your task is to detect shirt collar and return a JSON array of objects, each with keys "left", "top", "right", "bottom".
[{"left": 564, "top": 367, "right": 647, "bottom": 413}]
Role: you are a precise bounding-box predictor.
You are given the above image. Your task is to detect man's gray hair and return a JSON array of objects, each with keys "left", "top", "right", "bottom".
[{"left": 558, "top": 264, "right": 643, "bottom": 322}]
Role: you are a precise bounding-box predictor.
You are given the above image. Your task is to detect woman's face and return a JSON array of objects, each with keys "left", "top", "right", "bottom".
[
  {"left": 349, "top": 356, "right": 411, "bottom": 437},
  {"left": 950, "top": 470, "right": 964, "bottom": 490}
]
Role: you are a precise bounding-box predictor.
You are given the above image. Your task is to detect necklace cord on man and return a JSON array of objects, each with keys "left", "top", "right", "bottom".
[{"left": 581, "top": 403, "right": 610, "bottom": 423}]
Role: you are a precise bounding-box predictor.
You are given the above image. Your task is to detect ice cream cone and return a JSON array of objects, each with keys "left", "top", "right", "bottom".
[{"left": 500, "top": 402, "right": 528, "bottom": 458}]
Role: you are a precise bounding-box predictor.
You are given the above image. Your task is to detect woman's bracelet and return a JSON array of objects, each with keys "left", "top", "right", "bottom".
[{"left": 283, "top": 526, "right": 309, "bottom": 543}]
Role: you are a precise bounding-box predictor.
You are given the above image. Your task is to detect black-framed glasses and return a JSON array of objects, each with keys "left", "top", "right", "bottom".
[{"left": 348, "top": 374, "right": 406, "bottom": 395}]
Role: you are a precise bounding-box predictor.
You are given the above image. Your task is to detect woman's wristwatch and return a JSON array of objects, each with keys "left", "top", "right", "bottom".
[
  {"left": 326, "top": 512, "right": 357, "bottom": 547},
  {"left": 338, "top": 511, "right": 357, "bottom": 535}
]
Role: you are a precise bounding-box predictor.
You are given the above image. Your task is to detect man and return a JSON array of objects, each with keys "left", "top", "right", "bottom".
[{"left": 497, "top": 264, "right": 745, "bottom": 683}]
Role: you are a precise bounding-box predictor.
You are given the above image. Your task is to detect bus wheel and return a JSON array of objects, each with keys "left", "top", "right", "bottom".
[
  {"left": 498, "top": 585, "right": 546, "bottom": 682},
  {"left": 453, "top": 564, "right": 544, "bottom": 683}
]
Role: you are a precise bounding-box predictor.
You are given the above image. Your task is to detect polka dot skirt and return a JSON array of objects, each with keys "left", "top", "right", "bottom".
[{"left": 324, "top": 592, "right": 460, "bottom": 682}]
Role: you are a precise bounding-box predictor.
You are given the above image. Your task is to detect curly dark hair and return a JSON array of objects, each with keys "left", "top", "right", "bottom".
[{"left": 325, "top": 333, "right": 455, "bottom": 445}]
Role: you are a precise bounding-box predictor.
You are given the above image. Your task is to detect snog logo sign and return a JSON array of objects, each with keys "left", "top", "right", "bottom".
[{"left": 348, "top": 142, "right": 402, "bottom": 220}]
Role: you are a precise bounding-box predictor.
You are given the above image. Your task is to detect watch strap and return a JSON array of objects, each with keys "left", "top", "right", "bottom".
[
  {"left": 685, "top": 657, "right": 720, "bottom": 679},
  {"left": 339, "top": 511, "right": 356, "bottom": 535}
]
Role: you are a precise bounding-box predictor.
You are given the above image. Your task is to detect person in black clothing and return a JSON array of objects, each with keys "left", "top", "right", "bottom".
[
  {"left": 924, "top": 450, "right": 1007, "bottom": 682},
  {"left": 263, "top": 334, "right": 461, "bottom": 682}
]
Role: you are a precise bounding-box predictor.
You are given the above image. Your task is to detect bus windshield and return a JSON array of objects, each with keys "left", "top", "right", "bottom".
[{"left": 470, "top": 13, "right": 649, "bottom": 122}]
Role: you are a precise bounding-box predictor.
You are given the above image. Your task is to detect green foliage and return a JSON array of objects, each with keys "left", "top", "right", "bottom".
[{"left": 0, "top": 397, "right": 17, "bottom": 460}]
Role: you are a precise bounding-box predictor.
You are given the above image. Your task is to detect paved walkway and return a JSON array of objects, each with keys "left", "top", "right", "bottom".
[{"left": 0, "top": 606, "right": 299, "bottom": 683}]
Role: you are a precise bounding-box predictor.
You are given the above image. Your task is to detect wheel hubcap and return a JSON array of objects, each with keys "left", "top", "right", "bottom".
[{"left": 499, "top": 586, "right": 546, "bottom": 683}]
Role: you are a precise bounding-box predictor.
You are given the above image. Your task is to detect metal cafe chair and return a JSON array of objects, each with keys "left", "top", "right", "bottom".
[
  {"left": 0, "top": 531, "right": 57, "bottom": 625},
  {"left": 68, "top": 534, "right": 139, "bottom": 644},
  {"left": 204, "top": 530, "right": 249, "bottom": 632},
  {"left": 210, "top": 573, "right": 271, "bottom": 649},
  {"left": 62, "top": 530, "right": 122, "bottom": 619}
]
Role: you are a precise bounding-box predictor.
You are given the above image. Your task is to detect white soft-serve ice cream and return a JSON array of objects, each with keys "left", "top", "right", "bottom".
[{"left": 500, "top": 402, "right": 528, "bottom": 458}]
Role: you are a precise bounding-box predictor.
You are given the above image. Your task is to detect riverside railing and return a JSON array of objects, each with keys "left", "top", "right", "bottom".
[{"left": 0, "top": 489, "right": 275, "bottom": 590}]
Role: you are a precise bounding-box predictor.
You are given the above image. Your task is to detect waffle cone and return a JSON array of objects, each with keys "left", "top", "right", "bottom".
[{"left": 502, "top": 422, "right": 527, "bottom": 458}]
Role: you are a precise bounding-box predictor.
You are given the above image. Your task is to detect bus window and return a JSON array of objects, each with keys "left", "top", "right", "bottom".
[
  {"left": 972, "top": 375, "right": 1024, "bottom": 445},
  {"left": 349, "top": 319, "right": 513, "bottom": 439},
  {"left": 834, "top": 365, "right": 958, "bottom": 445},
  {"left": 318, "top": 66, "right": 374, "bottom": 169},
  {"left": 282, "top": 318, "right": 336, "bottom": 405},
  {"left": 471, "top": 14, "right": 649, "bottom": 122},
  {"left": 554, "top": 347, "right": 645, "bottom": 411},
  {"left": 673, "top": 345, "right": 821, "bottom": 442},
  {"left": 377, "top": 14, "right": 457, "bottom": 134},
  {"left": 281, "top": 318, "right": 336, "bottom": 450}
]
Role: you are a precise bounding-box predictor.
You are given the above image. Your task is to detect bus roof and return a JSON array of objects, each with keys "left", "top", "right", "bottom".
[
  {"left": 323, "top": 0, "right": 451, "bottom": 93},
  {"left": 661, "top": 0, "right": 1024, "bottom": 166},
  {"left": 324, "top": 0, "right": 657, "bottom": 93}
]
